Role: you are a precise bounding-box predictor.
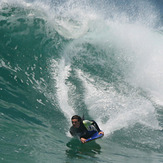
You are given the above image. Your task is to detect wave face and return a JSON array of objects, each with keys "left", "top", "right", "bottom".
[{"left": 0, "top": 0, "right": 163, "bottom": 162}]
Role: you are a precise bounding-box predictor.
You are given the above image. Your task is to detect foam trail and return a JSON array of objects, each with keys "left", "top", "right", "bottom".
[
  {"left": 52, "top": 59, "right": 75, "bottom": 121},
  {"left": 77, "top": 70, "right": 162, "bottom": 136}
]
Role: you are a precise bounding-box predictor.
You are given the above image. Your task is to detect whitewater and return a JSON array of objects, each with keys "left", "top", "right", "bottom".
[{"left": 0, "top": 0, "right": 163, "bottom": 162}]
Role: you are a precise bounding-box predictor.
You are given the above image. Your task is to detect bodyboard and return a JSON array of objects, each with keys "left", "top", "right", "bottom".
[{"left": 85, "top": 131, "right": 103, "bottom": 143}]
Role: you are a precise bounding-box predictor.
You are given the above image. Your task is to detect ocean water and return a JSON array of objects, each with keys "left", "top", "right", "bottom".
[{"left": 0, "top": 0, "right": 163, "bottom": 162}]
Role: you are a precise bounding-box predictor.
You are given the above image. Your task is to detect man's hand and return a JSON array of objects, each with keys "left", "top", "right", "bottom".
[
  {"left": 80, "top": 137, "right": 87, "bottom": 143},
  {"left": 98, "top": 131, "right": 104, "bottom": 135}
]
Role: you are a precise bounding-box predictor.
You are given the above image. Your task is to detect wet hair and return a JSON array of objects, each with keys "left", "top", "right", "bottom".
[{"left": 71, "top": 115, "right": 82, "bottom": 122}]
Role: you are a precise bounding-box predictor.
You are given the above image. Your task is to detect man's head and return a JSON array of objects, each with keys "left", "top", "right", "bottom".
[{"left": 71, "top": 115, "right": 82, "bottom": 128}]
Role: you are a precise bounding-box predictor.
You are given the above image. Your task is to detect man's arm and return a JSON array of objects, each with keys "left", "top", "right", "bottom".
[
  {"left": 92, "top": 120, "right": 101, "bottom": 132},
  {"left": 92, "top": 120, "right": 104, "bottom": 135}
]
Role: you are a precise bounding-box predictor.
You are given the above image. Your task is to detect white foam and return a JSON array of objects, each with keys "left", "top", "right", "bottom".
[
  {"left": 54, "top": 58, "right": 75, "bottom": 121},
  {"left": 107, "top": 23, "right": 163, "bottom": 104},
  {"left": 77, "top": 70, "right": 162, "bottom": 136}
]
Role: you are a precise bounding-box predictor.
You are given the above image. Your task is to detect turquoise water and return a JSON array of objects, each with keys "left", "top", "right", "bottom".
[{"left": 0, "top": 0, "right": 163, "bottom": 162}]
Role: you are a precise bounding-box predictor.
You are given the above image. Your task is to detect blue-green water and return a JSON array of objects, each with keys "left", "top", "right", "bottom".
[{"left": 0, "top": 0, "right": 163, "bottom": 162}]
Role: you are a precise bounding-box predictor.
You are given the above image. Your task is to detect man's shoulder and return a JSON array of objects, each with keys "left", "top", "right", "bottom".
[{"left": 83, "top": 120, "right": 93, "bottom": 125}]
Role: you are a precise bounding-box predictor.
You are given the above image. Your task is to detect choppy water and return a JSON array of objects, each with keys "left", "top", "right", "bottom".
[{"left": 0, "top": 0, "right": 163, "bottom": 162}]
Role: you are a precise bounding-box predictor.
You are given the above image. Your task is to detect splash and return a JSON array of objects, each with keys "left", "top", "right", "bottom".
[
  {"left": 77, "top": 70, "right": 162, "bottom": 136},
  {"left": 1, "top": 0, "right": 162, "bottom": 135}
]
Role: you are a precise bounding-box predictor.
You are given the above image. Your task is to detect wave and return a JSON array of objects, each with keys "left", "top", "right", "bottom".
[{"left": 0, "top": 0, "right": 163, "bottom": 158}]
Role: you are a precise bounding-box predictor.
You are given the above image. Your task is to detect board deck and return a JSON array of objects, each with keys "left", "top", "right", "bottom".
[{"left": 85, "top": 132, "right": 103, "bottom": 143}]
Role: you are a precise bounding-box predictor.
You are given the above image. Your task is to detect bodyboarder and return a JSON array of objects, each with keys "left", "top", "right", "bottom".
[{"left": 69, "top": 115, "right": 104, "bottom": 143}]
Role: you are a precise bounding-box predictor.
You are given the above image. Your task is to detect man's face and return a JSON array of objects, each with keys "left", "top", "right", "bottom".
[{"left": 72, "top": 119, "right": 80, "bottom": 128}]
